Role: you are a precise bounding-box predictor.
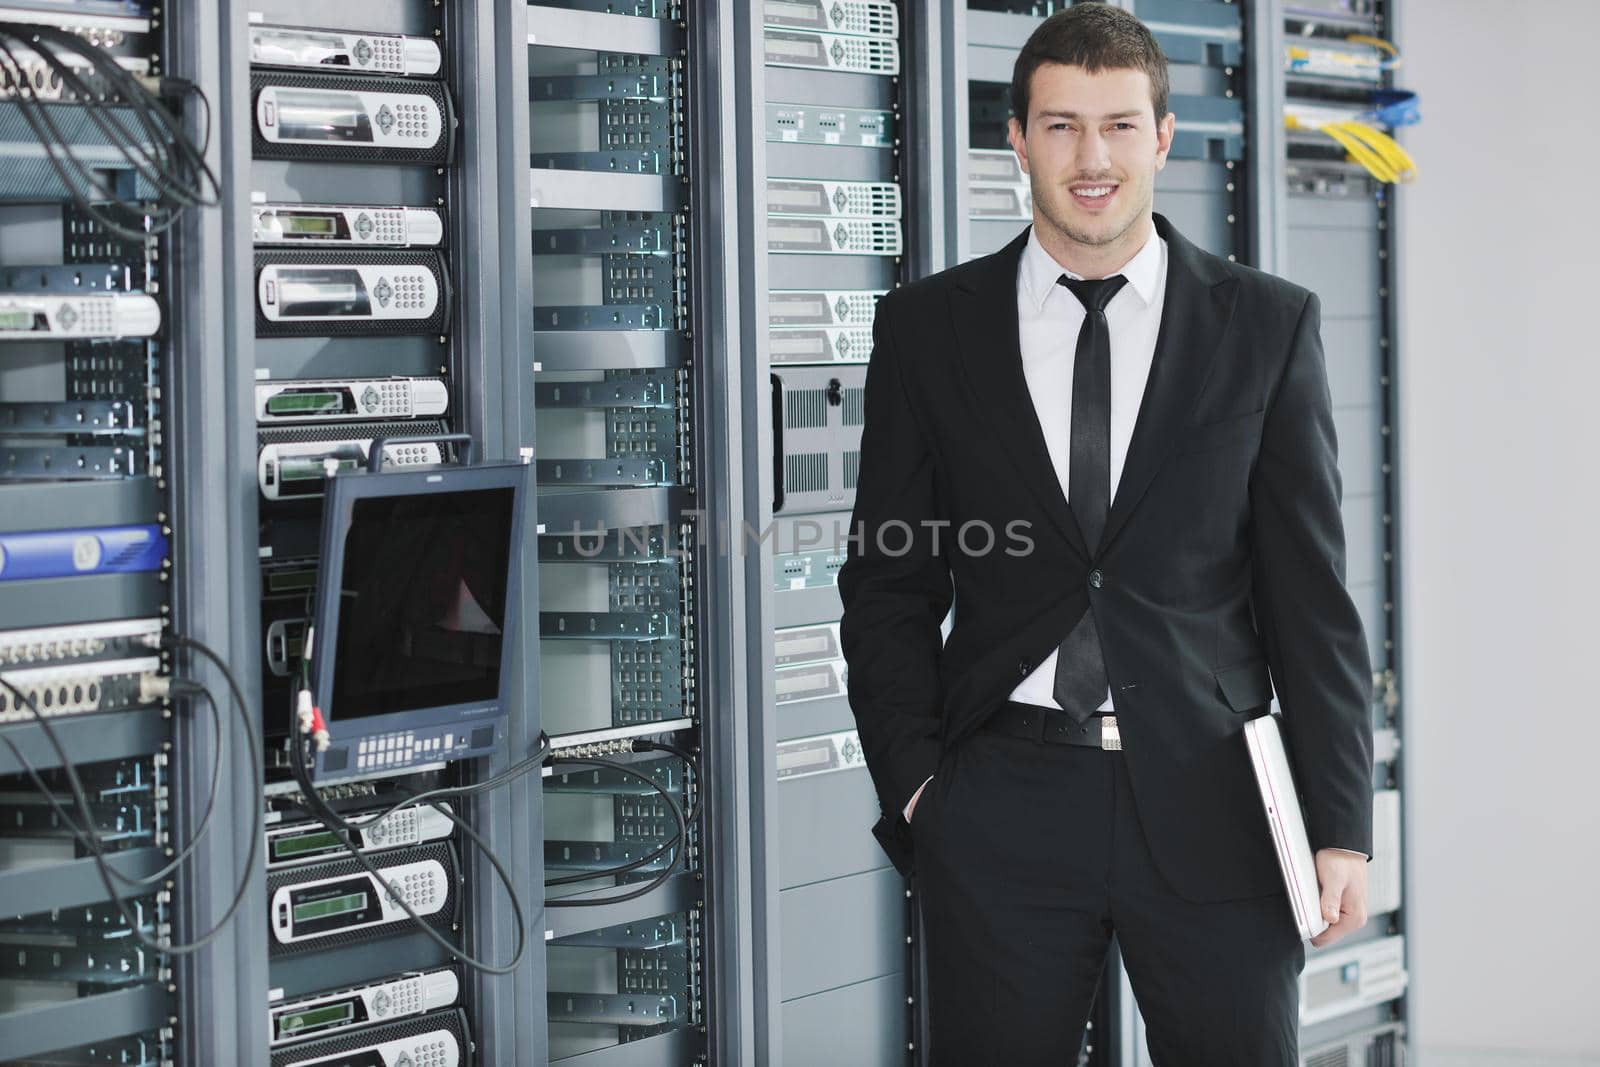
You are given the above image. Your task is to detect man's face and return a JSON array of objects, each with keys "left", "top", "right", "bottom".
[{"left": 1007, "top": 63, "right": 1175, "bottom": 250}]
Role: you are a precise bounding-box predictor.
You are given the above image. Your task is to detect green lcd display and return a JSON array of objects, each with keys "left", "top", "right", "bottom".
[
  {"left": 279, "top": 1001, "right": 355, "bottom": 1036},
  {"left": 266, "top": 391, "right": 347, "bottom": 415},
  {"left": 282, "top": 455, "right": 359, "bottom": 482},
  {"left": 266, "top": 568, "right": 317, "bottom": 594},
  {"left": 283, "top": 214, "right": 340, "bottom": 235},
  {"left": 768, "top": 34, "right": 821, "bottom": 60},
  {"left": 0, "top": 308, "right": 37, "bottom": 330},
  {"left": 767, "top": 1, "right": 819, "bottom": 19},
  {"left": 271, "top": 828, "right": 342, "bottom": 860},
  {"left": 293, "top": 891, "right": 366, "bottom": 923}
]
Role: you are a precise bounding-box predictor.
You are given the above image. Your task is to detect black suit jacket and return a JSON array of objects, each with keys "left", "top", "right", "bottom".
[{"left": 837, "top": 213, "right": 1373, "bottom": 903}]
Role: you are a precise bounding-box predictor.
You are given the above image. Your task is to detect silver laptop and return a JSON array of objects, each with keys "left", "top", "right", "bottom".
[{"left": 1242, "top": 713, "right": 1330, "bottom": 941}]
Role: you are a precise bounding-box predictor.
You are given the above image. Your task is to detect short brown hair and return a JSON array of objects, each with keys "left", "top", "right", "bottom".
[{"left": 1011, "top": 3, "right": 1170, "bottom": 132}]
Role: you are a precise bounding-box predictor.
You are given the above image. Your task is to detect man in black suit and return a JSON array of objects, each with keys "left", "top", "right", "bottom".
[{"left": 837, "top": 6, "right": 1374, "bottom": 1064}]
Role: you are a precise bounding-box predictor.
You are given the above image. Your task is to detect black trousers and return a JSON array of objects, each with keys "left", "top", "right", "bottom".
[{"left": 911, "top": 724, "right": 1305, "bottom": 1066}]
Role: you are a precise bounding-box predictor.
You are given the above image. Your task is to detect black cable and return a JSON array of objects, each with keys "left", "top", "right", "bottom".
[
  {"left": 0, "top": 675, "right": 223, "bottom": 888},
  {"left": 22, "top": 24, "right": 214, "bottom": 203},
  {"left": 103, "top": 679, "right": 225, "bottom": 886},
  {"left": 0, "top": 35, "right": 175, "bottom": 240},
  {"left": 335, "top": 730, "right": 554, "bottom": 837},
  {"left": 153, "top": 635, "right": 264, "bottom": 952},
  {"left": 0, "top": 683, "right": 146, "bottom": 873},
  {"left": 0, "top": 24, "right": 219, "bottom": 239},
  {"left": 163, "top": 76, "right": 210, "bottom": 157},
  {"left": 0, "top": 644, "right": 258, "bottom": 955},
  {"left": 634, "top": 738, "right": 704, "bottom": 825},
  {"left": 287, "top": 644, "right": 532, "bottom": 969},
  {"left": 26, "top": 42, "right": 191, "bottom": 204},
  {"left": 541, "top": 745, "right": 700, "bottom": 888},
  {"left": 0, "top": 43, "right": 162, "bottom": 236},
  {"left": 325, "top": 736, "right": 693, "bottom": 894},
  {"left": 139, "top": 680, "right": 225, "bottom": 884},
  {"left": 0, "top": 40, "right": 140, "bottom": 210},
  {"left": 283, "top": 656, "right": 538, "bottom": 973},
  {"left": 290, "top": 788, "right": 529, "bottom": 973},
  {"left": 544, "top": 754, "right": 687, "bottom": 907},
  {"left": 286, "top": 715, "right": 530, "bottom": 976}
]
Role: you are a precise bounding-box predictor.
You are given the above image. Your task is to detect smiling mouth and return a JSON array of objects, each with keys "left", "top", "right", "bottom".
[{"left": 1069, "top": 183, "right": 1119, "bottom": 210}]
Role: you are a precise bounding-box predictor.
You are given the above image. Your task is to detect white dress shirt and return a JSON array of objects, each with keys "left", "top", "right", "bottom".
[
  {"left": 901, "top": 223, "right": 1366, "bottom": 861},
  {"left": 1008, "top": 222, "right": 1169, "bottom": 711}
]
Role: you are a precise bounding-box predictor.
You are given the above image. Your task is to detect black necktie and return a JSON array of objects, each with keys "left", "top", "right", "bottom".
[{"left": 1052, "top": 273, "right": 1127, "bottom": 725}]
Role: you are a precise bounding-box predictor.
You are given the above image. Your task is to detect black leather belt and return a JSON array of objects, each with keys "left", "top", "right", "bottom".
[{"left": 981, "top": 701, "right": 1122, "bottom": 750}]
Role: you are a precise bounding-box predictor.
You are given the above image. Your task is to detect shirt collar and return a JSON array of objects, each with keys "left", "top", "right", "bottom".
[{"left": 1018, "top": 222, "right": 1165, "bottom": 312}]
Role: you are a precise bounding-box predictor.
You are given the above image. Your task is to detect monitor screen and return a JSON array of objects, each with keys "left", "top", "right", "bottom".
[{"left": 328, "top": 486, "right": 516, "bottom": 719}]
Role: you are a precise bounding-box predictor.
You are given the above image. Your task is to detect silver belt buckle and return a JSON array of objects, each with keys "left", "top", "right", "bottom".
[{"left": 1100, "top": 715, "right": 1122, "bottom": 751}]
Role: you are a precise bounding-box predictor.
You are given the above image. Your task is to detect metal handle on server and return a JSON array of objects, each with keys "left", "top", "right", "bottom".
[{"left": 364, "top": 432, "right": 476, "bottom": 472}]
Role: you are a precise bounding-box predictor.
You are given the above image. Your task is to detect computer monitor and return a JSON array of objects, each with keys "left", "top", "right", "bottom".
[{"left": 306, "top": 457, "right": 529, "bottom": 781}]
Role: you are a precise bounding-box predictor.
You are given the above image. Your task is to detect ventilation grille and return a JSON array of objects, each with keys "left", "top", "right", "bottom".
[
  {"left": 785, "top": 452, "right": 828, "bottom": 493},
  {"left": 785, "top": 387, "right": 829, "bottom": 429},
  {"left": 843, "top": 450, "right": 860, "bottom": 490},
  {"left": 612, "top": 643, "right": 682, "bottom": 724},
  {"left": 1305, "top": 1046, "right": 1348, "bottom": 1067},
  {"left": 842, "top": 387, "right": 865, "bottom": 425}
]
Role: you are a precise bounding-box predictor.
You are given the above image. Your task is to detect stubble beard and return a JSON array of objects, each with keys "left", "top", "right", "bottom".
[{"left": 1034, "top": 173, "right": 1151, "bottom": 251}]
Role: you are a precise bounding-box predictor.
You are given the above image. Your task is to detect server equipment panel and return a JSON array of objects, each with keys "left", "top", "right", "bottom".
[
  {"left": 770, "top": 364, "right": 867, "bottom": 515},
  {"left": 269, "top": 966, "right": 462, "bottom": 1047},
  {"left": 0, "top": 617, "right": 161, "bottom": 722},
  {"left": 266, "top": 802, "right": 456, "bottom": 869},
  {"left": 269, "top": 1006, "right": 471, "bottom": 1067},
  {"left": 764, "top": 0, "right": 900, "bottom": 39},
  {"left": 252, "top": 198, "right": 447, "bottom": 248},
  {"left": 248, "top": 21, "right": 444, "bottom": 79},
  {"left": 266, "top": 840, "right": 461, "bottom": 955},
  {"left": 256, "top": 423, "right": 447, "bottom": 500},
  {"left": 1300, "top": 935, "right": 1409, "bottom": 1027},
  {"left": 1300, "top": 1020, "right": 1405, "bottom": 1067},
  {"left": 255, "top": 377, "right": 450, "bottom": 424},
  {"left": 251, "top": 72, "right": 456, "bottom": 165},
  {"left": 254, "top": 250, "right": 452, "bottom": 337},
  {"left": 764, "top": 28, "right": 901, "bottom": 76}
]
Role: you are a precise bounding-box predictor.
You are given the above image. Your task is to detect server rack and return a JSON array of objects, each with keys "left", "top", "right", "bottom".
[
  {"left": 240, "top": 4, "right": 480, "bottom": 1066},
  {"left": 1278, "top": 0, "right": 1411, "bottom": 1056},
  {"left": 519, "top": 3, "right": 754, "bottom": 1065},
  {"left": 0, "top": 4, "right": 1410, "bottom": 1063},
  {"left": 525, "top": 3, "right": 709, "bottom": 1063},
  {"left": 0, "top": 1, "right": 218, "bottom": 1062},
  {"left": 735, "top": 2, "right": 958, "bottom": 1063},
  {"left": 211, "top": 0, "right": 538, "bottom": 1062}
]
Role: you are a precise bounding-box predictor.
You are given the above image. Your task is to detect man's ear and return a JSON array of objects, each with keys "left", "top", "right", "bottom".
[
  {"left": 1154, "top": 110, "right": 1176, "bottom": 171},
  {"left": 1007, "top": 115, "right": 1029, "bottom": 175}
]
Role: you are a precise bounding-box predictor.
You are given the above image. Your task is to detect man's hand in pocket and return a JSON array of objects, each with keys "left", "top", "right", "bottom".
[{"left": 904, "top": 775, "right": 932, "bottom": 822}]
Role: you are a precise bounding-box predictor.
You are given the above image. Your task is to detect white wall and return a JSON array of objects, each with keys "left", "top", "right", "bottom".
[{"left": 1398, "top": 2, "right": 1600, "bottom": 1063}]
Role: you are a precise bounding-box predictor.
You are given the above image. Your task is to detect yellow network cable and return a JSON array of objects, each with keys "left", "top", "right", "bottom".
[
  {"left": 1285, "top": 113, "right": 1417, "bottom": 184},
  {"left": 1335, "top": 120, "right": 1415, "bottom": 182},
  {"left": 1344, "top": 34, "right": 1402, "bottom": 70}
]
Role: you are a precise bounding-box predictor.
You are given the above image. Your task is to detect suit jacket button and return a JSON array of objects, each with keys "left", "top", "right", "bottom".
[
  {"left": 1088, "top": 569, "right": 1104, "bottom": 588},
  {"left": 1017, "top": 660, "right": 1030, "bottom": 676}
]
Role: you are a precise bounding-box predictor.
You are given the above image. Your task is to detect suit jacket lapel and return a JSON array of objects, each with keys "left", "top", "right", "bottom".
[
  {"left": 946, "top": 214, "right": 1237, "bottom": 565},
  {"left": 1098, "top": 212, "right": 1239, "bottom": 555},
  {"left": 949, "top": 226, "right": 1090, "bottom": 563}
]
